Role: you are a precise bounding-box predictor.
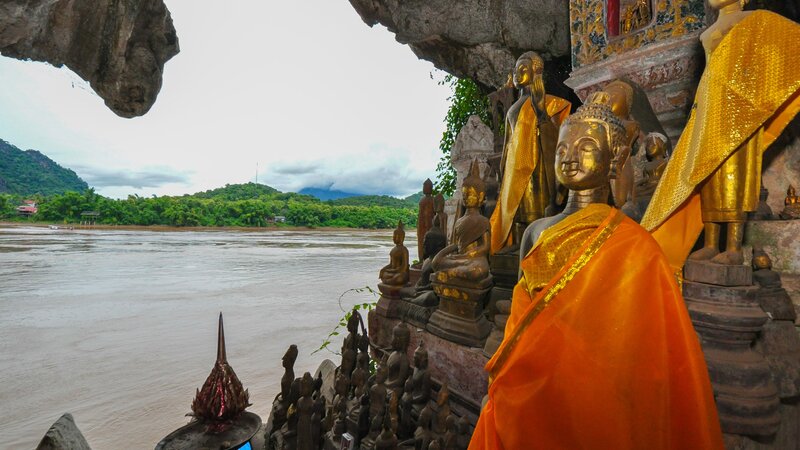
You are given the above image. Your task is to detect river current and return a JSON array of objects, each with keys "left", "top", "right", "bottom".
[{"left": 0, "top": 225, "right": 412, "bottom": 449}]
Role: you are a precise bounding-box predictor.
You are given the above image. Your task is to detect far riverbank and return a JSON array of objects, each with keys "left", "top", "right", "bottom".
[{"left": 0, "top": 221, "right": 415, "bottom": 233}]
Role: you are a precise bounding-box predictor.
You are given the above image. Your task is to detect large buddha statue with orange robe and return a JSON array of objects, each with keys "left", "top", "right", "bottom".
[
  {"left": 641, "top": 0, "right": 800, "bottom": 268},
  {"left": 469, "top": 94, "right": 724, "bottom": 450},
  {"left": 489, "top": 52, "right": 571, "bottom": 253}
]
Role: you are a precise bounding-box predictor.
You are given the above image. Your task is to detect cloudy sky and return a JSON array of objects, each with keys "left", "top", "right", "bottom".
[{"left": 0, "top": 0, "right": 452, "bottom": 198}]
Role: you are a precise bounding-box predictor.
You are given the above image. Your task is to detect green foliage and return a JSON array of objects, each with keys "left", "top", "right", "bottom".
[
  {"left": 314, "top": 286, "right": 377, "bottom": 356},
  {"left": 329, "top": 194, "right": 417, "bottom": 209},
  {"left": 1, "top": 183, "right": 418, "bottom": 229},
  {"left": 435, "top": 75, "right": 492, "bottom": 196},
  {"left": 0, "top": 139, "right": 89, "bottom": 196}
]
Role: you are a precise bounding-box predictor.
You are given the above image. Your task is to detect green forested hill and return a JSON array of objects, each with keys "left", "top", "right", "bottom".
[{"left": 0, "top": 139, "right": 88, "bottom": 195}]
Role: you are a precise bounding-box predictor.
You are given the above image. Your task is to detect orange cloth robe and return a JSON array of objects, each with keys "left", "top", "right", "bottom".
[
  {"left": 641, "top": 11, "right": 800, "bottom": 270},
  {"left": 470, "top": 204, "right": 723, "bottom": 450}
]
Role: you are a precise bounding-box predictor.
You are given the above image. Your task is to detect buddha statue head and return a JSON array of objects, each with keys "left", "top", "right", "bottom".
[
  {"left": 462, "top": 159, "right": 486, "bottom": 209},
  {"left": 413, "top": 340, "right": 428, "bottom": 369},
  {"left": 644, "top": 132, "right": 669, "bottom": 160},
  {"left": 300, "top": 372, "right": 314, "bottom": 398},
  {"left": 391, "top": 323, "right": 410, "bottom": 352},
  {"left": 604, "top": 80, "right": 634, "bottom": 120},
  {"left": 423, "top": 178, "right": 433, "bottom": 196},
  {"left": 282, "top": 344, "right": 299, "bottom": 370},
  {"left": 393, "top": 220, "right": 406, "bottom": 245},
  {"left": 556, "top": 93, "right": 630, "bottom": 190},
  {"left": 375, "top": 365, "right": 387, "bottom": 385},
  {"left": 752, "top": 247, "right": 772, "bottom": 271},
  {"left": 787, "top": 186, "right": 797, "bottom": 205},
  {"left": 513, "top": 51, "right": 544, "bottom": 89}
]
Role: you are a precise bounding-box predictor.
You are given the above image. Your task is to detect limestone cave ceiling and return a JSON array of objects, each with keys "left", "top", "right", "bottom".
[
  {"left": 347, "top": 0, "right": 572, "bottom": 91},
  {"left": 0, "top": 0, "right": 179, "bottom": 118}
]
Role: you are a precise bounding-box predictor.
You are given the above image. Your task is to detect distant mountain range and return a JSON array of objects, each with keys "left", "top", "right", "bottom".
[
  {"left": 298, "top": 187, "right": 361, "bottom": 201},
  {"left": 0, "top": 139, "right": 88, "bottom": 196},
  {"left": 0, "top": 137, "right": 424, "bottom": 209}
]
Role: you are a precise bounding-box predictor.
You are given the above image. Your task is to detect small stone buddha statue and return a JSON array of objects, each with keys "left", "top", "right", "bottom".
[
  {"left": 380, "top": 220, "right": 410, "bottom": 286},
  {"left": 410, "top": 216, "right": 447, "bottom": 305},
  {"left": 434, "top": 193, "right": 447, "bottom": 241},
  {"left": 433, "top": 384, "right": 450, "bottom": 435},
  {"left": 411, "top": 340, "right": 431, "bottom": 417},
  {"left": 400, "top": 378, "right": 414, "bottom": 438},
  {"left": 752, "top": 247, "right": 781, "bottom": 288},
  {"left": 780, "top": 185, "right": 800, "bottom": 219},
  {"left": 296, "top": 372, "right": 314, "bottom": 450},
  {"left": 418, "top": 179, "right": 435, "bottom": 264},
  {"left": 369, "top": 366, "right": 388, "bottom": 419},
  {"left": 623, "top": 132, "right": 670, "bottom": 221},
  {"left": 414, "top": 405, "right": 435, "bottom": 450},
  {"left": 386, "top": 323, "right": 411, "bottom": 398},
  {"left": 271, "top": 344, "right": 298, "bottom": 428},
  {"left": 375, "top": 395, "right": 399, "bottom": 450},
  {"left": 431, "top": 159, "right": 491, "bottom": 286}
]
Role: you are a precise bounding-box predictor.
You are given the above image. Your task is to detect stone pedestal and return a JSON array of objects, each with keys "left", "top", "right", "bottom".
[
  {"left": 427, "top": 278, "right": 492, "bottom": 347},
  {"left": 683, "top": 260, "right": 781, "bottom": 437},
  {"left": 376, "top": 283, "right": 414, "bottom": 319}
]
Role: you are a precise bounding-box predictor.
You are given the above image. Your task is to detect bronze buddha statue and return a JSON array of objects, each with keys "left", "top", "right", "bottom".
[{"left": 379, "top": 220, "right": 410, "bottom": 286}]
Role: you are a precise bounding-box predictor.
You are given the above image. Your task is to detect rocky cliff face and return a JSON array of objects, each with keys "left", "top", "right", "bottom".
[
  {"left": 0, "top": 0, "right": 179, "bottom": 118},
  {"left": 348, "top": 0, "right": 570, "bottom": 90}
]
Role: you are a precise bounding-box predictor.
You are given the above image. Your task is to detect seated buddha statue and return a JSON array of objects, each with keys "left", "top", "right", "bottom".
[
  {"left": 431, "top": 159, "right": 491, "bottom": 287},
  {"left": 379, "top": 220, "right": 410, "bottom": 286},
  {"left": 622, "top": 132, "right": 670, "bottom": 222},
  {"left": 470, "top": 93, "right": 724, "bottom": 449},
  {"left": 780, "top": 185, "right": 800, "bottom": 220}
]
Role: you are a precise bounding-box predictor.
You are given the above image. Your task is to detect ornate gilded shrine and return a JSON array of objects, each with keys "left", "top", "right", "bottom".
[{"left": 567, "top": 0, "right": 706, "bottom": 143}]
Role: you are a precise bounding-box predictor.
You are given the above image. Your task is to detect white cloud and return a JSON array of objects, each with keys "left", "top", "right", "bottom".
[{"left": 0, "top": 0, "right": 452, "bottom": 199}]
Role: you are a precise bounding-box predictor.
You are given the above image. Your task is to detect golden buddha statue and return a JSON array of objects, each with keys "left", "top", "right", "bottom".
[
  {"left": 431, "top": 159, "right": 491, "bottom": 285},
  {"left": 603, "top": 80, "right": 640, "bottom": 209},
  {"left": 641, "top": 0, "right": 800, "bottom": 268},
  {"left": 780, "top": 185, "right": 800, "bottom": 219},
  {"left": 470, "top": 94, "right": 723, "bottom": 449},
  {"left": 379, "top": 220, "right": 409, "bottom": 286},
  {"left": 489, "top": 52, "right": 571, "bottom": 253}
]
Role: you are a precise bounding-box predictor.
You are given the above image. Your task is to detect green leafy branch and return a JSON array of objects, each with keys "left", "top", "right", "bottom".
[{"left": 313, "top": 286, "right": 378, "bottom": 356}]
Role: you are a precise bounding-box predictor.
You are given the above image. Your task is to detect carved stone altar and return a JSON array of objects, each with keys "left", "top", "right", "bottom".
[{"left": 683, "top": 261, "right": 782, "bottom": 437}]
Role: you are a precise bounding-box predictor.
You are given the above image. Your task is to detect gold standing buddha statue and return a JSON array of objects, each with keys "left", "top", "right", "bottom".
[
  {"left": 641, "top": 0, "right": 800, "bottom": 268},
  {"left": 489, "top": 52, "right": 571, "bottom": 253},
  {"left": 469, "top": 92, "right": 723, "bottom": 450}
]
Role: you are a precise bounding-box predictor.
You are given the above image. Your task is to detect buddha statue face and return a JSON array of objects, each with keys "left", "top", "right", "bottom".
[
  {"left": 556, "top": 121, "right": 613, "bottom": 191},
  {"left": 462, "top": 185, "right": 485, "bottom": 209},
  {"left": 513, "top": 52, "right": 543, "bottom": 89},
  {"left": 556, "top": 94, "right": 629, "bottom": 191},
  {"left": 461, "top": 159, "right": 486, "bottom": 209},
  {"left": 393, "top": 225, "right": 405, "bottom": 245},
  {"left": 413, "top": 342, "right": 428, "bottom": 368},
  {"left": 391, "top": 324, "right": 409, "bottom": 351}
]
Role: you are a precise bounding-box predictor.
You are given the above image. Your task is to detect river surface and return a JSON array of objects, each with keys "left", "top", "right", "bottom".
[{"left": 0, "top": 225, "right": 415, "bottom": 449}]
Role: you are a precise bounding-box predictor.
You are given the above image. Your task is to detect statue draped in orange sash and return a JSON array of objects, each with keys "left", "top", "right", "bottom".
[
  {"left": 469, "top": 94, "right": 723, "bottom": 450},
  {"left": 489, "top": 52, "right": 571, "bottom": 253},
  {"left": 641, "top": 3, "right": 800, "bottom": 269}
]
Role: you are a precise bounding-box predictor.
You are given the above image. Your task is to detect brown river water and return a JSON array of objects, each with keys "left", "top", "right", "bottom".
[{"left": 0, "top": 225, "right": 415, "bottom": 449}]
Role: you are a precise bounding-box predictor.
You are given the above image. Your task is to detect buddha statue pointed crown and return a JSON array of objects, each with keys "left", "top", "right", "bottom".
[{"left": 463, "top": 159, "right": 485, "bottom": 195}]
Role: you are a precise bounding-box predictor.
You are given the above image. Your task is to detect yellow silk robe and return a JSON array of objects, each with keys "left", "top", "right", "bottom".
[
  {"left": 641, "top": 11, "right": 800, "bottom": 269},
  {"left": 470, "top": 205, "right": 723, "bottom": 450},
  {"left": 490, "top": 95, "right": 571, "bottom": 253}
]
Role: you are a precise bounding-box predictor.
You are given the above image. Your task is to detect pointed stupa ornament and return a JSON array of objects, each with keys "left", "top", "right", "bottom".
[{"left": 190, "top": 313, "right": 251, "bottom": 428}]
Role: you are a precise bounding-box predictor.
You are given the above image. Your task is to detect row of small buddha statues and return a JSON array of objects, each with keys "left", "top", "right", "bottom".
[{"left": 267, "top": 313, "right": 471, "bottom": 450}]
